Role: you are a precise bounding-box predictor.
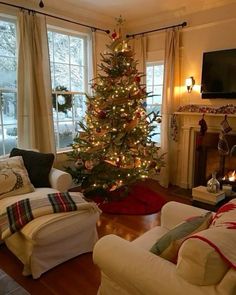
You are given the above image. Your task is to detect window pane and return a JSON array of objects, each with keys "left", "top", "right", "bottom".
[
  {"left": 4, "top": 124, "right": 17, "bottom": 154},
  {"left": 71, "top": 65, "right": 84, "bottom": 91},
  {"left": 58, "top": 122, "right": 74, "bottom": 148},
  {"left": 154, "top": 65, "right": 164, "bottom": 84},
  {"left": 53, "top": 33, "right": 69, "bottom": 63},
  {"left": 0, "top": 21, "right": 16, "bottom": 57},
  {"left": 0, "top": 56, "right": 16, "bottom": 89},
  {"left": 74, "top": 94, "right": 86, "bottom": 120},
  {"left": 54, "top": 63, "right": 70, "bottom": 89},
  {"left": 146, "top": 62, "right": 164, "bottom": 144},
  {"left": 48, "top": 31, "right": 53, "bottom": 61},
  {"left": 0, "top": 18, "right": 17, "bottom": 156},
  {"left": 2, "top": 92, "right": 17, "bottom": 124},
  {"left": 48, "top": 29, "right": 88, "bottom": 150},
  {"left": 70, "top": 37, "right": 84, "bottom": 65}
]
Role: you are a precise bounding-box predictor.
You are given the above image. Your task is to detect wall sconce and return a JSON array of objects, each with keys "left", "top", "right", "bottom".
[{"left": 185, "top": 76, "right": 195, "bottom": 93}]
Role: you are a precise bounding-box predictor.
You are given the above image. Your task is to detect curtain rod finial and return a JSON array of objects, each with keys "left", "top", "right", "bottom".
[{"left": 39, "top": 0, "right": 44, "bottom": 8}]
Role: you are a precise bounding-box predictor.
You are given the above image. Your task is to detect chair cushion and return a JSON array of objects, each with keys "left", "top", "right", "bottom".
[
  {"left": 10, "top": 148, "right": 54, "bottom": 188},
  {"left": 150, "top": 212, "right": 212, "bottom": 262},
  {"left": 176, "top": 199, "right": 236, "bottom": 286},
  {"left": 0, "top": 156, "right": 34, "bottom": 199},
  {"left": 176, "top": 237, "right": 229, "bottom": 285}
]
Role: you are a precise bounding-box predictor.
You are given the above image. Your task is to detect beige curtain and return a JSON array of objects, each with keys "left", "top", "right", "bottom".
[
  {"left": 17, "top": 10, "right": 55, "bottom": 154},
  {"left": 130, "top": 36, "right": 147, "bottom": 83},
  {"left": 91, "top": 30, "right": 98, "bottom": 78},
  {"left": 159, "top": 28, "right": 181, "bottom": 187}
]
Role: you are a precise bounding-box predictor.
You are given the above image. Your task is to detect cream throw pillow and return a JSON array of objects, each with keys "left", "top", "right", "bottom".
[
  {"left": 177, "top": 235, "right": 229, "bottom": 285},
  {"left": 0, "top": 156, "right": 34, "bottom": 199}
]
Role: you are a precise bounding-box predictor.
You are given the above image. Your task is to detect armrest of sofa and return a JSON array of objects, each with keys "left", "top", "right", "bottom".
[
  {"left": 93, "top": 234, "right": 224, "bottom": 295},
  {"left": 93, "top": 234, "right": 178, "bottom": 295},
  {"left": 49, "top": 168, "right": 73, "bottom": 192},
  {"left": 161, "top": 201, "right": 210, "bottom": 230}
]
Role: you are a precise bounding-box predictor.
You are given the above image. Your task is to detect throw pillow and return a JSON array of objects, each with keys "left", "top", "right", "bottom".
[
  {"left": 150, "top": 212, "right": 213, "bottom": 263},
  {"left": 176, "top": 235, "right": 229, "bottom": 285},
  {"left": 10, "top": 148, "right": 55, "bottom": 188},
  {"left": 0, "top": 156, "right": 34, "bottom": 199}
]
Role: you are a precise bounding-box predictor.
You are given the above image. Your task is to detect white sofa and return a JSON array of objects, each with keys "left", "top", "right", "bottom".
[
  {"left": 0, "top": 167, "right": 100, "bottom": 279},
  {"left": 93, "top": 201, "right": 236, "bottom": 295}
]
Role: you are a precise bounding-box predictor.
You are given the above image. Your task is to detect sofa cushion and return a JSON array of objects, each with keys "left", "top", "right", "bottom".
[
  {"left": 150, "top": 212, "right": 212, "bottom": 262},
  {"left": 10, "top": 148, "right": 54, "bottom": 188},
  {"left": 0, "top": 156, "right": 34, "bottom": 199},
  {"left": 176, "top": 237, "right": 229, "bottom": 285}
]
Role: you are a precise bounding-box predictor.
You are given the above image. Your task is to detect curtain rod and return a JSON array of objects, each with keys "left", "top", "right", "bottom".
[
  {"left": 0, "top": 1, "right": 110, "bottom": 34},
  {"left": 126, "top": 21, "right": 187, "bottom": 38}
]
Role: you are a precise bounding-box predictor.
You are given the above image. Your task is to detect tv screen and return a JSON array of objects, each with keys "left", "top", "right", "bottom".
[{"left": 201, "top": 48, "right": 236, "bottom": 98}]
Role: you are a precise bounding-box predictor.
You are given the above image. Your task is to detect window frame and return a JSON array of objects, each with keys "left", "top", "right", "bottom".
[
  {"left": 47, "top": 26, "right": 90, "bottom": 152},
  {"left": 0, "top": 15, "right": 17, "bottom": 156},
  {"left": 146, "top": 61, "right": 164, "bottom": 145}
]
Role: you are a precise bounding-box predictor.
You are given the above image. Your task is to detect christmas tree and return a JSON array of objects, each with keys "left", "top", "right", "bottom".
[{"left": 67, "top": 25, "right": 165, "bottom": 196}]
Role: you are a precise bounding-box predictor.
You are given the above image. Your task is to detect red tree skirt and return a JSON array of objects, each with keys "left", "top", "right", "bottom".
[{"left": 91, "top": 182, "right": 167, "bottom": 215}]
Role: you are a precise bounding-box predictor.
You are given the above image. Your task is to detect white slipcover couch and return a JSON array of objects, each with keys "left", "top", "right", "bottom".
[
  {"left": 0, "top": 167, "right": 100, "bottom": 279},
  {"left": 93, "top": 201, "right": 236, "bottom": 295}
]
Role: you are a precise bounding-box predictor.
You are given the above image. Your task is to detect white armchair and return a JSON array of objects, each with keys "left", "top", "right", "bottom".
[
  {"left": 0, "top": 160, "right": 100, "bottom": 279},
  {"left": 93, "top": 201, "right": 236, "bottom": 295}
]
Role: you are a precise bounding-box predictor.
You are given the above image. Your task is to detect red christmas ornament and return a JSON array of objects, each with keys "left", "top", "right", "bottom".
[
  {"left": 134, "top": 76, "right": 141, "bottom": 83},
  {"left": 136, "top": 112, "right": 141, "bottom": 118},
  {"left": 111, "top": 31, "right": 117, "bottom": 40},
  {"left": 96, "top": 127, "right": 101, "bottom": 133},
  {"left": 98, "top": 110, "right": 107, "bottom": 119}
]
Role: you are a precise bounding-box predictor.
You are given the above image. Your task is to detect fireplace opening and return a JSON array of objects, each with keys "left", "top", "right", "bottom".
[{"left": 194, "top": 132, "right": 236, "bottom": 191}]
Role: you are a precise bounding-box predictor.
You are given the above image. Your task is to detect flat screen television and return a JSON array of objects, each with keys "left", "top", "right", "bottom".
[{"left": 201, "top": 48, "right": 236, "bottom": 98}]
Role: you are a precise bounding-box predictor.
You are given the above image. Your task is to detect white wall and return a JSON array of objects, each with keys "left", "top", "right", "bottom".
[{"left": 143, "top": 2, "right": 236, "bottom": 108}]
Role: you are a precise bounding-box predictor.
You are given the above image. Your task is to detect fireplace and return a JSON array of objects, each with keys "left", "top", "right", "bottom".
[
  {"left": 174, "top": 108, "right": 236, "bottom": 190},
  {"left": 194, "top": 132, "right": 236, "bottom": 191}
]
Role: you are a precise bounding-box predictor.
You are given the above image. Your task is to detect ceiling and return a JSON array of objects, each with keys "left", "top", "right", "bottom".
[{"left": 7, "top": 0, "right": 236, "bottom": 31}]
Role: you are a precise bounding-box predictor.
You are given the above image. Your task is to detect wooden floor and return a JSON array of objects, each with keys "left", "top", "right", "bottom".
[{"left": 0, "top": 179, "right": 192, "bottom": 295}]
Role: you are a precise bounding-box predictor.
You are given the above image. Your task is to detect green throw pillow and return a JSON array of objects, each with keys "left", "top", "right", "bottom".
[{"left": 150, "top": 212, "right": 213, "bottom": 263}]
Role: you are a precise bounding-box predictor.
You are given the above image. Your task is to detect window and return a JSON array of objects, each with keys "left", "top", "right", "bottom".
[
  {"left": 0, "top": 18, "right": 17, "bottom": 156},
  {"left": 146, "top": 62, "right": 164, "bottom": 144},
  {"left": 48, "top": 29, "right": 88, "bottom": 150}
]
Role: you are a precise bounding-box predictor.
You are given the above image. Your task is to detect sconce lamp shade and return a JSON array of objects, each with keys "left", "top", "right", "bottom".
[{"left": 185, "top": 76, "right": 195, "bottom": 92}]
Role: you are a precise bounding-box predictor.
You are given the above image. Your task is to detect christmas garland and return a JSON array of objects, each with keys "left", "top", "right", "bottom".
[
  {"left": 177, "top": 104, "right": 236, "bottom": 114},
  {"left": 52, "top": 86, "right": 72, "bottom": 113}
]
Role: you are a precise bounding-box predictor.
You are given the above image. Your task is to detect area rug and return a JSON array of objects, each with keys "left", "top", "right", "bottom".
[
  {"left": 90, "top": 183, "right": 167, "bottom": 215},
  {"left": 0, "top": 269, "right": 30, "bottom": 295}
]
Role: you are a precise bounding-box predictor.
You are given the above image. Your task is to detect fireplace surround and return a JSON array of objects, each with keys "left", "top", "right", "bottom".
[{"left": 174, "top": 106, "right": 236, "bottom": 189}]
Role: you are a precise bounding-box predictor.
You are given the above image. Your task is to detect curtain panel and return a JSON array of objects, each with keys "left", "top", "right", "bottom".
[
  {"left": 17, "top": 11, "right": 55, "bottom": 154},
  {"left": 159, "top": 28, "right": 181, "bottom": 187}
]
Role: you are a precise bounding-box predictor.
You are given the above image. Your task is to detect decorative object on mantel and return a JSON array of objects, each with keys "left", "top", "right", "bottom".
[
  {"left": 177, "top": 104, "right": 236, "bottom": 114},
  {"left": 196, "top": 114, "right": 208, "bottom": 149},
  {"left": 221, "top": 115, "right": 232, "bottom": 134}
]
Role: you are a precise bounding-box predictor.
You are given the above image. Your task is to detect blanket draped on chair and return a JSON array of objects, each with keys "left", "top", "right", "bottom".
[{"left": 0, "top": 192, "right": 101, "bottom": 239}]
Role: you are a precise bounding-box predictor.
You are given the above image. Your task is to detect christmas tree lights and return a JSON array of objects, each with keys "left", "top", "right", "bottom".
[{"left": 66, "top": 24, "right": 165, "bottom": 196}]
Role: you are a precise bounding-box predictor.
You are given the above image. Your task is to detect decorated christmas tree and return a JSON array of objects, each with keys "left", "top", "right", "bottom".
[{"left": 67, "top": 22, "right": 165, "bottom": 196}]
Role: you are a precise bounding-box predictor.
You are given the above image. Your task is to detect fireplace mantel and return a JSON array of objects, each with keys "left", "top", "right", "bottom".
[{"left": 174, "top": 111, "right": 236, "bottom": 189}]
